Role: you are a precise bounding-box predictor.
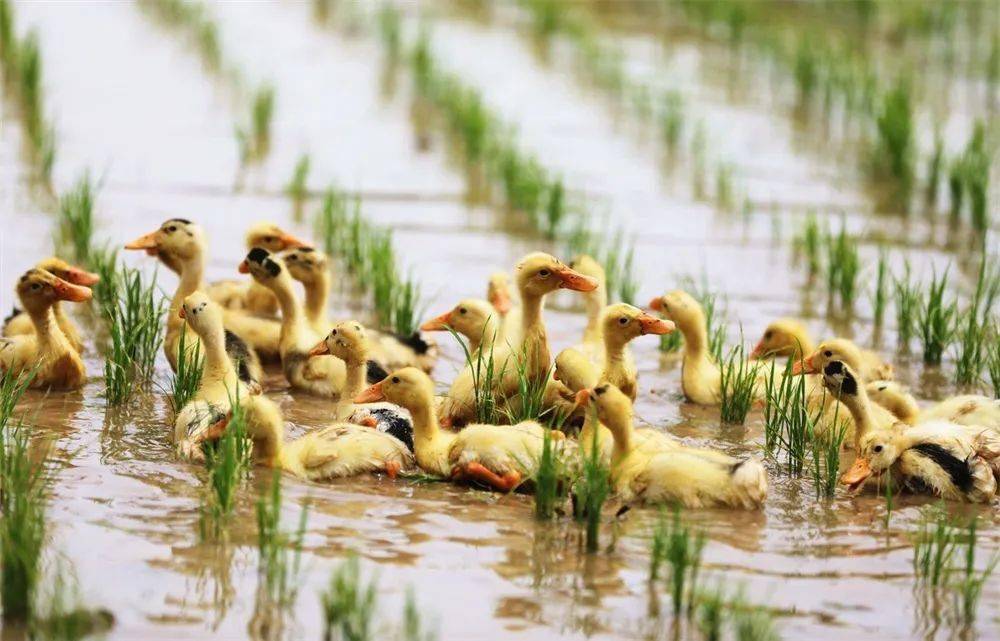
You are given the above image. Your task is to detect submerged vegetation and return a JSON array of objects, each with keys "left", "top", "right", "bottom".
[{"left": 102, "top": 267, "right": 167, "bottom": 405}]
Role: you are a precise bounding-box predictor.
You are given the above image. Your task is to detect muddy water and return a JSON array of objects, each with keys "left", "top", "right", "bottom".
[{"left": 1, "top": 1, "right": 998, "bottom": 640}]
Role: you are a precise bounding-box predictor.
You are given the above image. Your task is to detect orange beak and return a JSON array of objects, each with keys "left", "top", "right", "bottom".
[
  {"left": 489, "top": 290, "right": 512, "bottom": 315},
  {"left": 637, "top": 313, "right": 674, "bottom": 335},
  {"left": 278, "top": 232, "right": 308, "bottom": 250},
  {"left": 574, "top": 389, "right": 591, "bottom": 408},
  {"left": 648, "top": 296, "right": 664, "bottom": 312},
  {"left": 52, "top": 279, "right": 92, "bottom": 303},
  {"left": 238, "top": 260, "right": 251, "bottom": 274},
  {"left": 124, "top": 231, "right": 159, "bottom": 255},
  {"left": 554, "top": 266, "right": 598, "bottom": 292},
  {"left": 749, "top": 340, "right": 766, "bottom": 360},
  {"left": 790, "top": 352, "right": 818, "bottom": 375},
  {"left": 308, "top": 340, "right": 330, "bottom": 357},
  {"left": 841, "top": 457, "right": 872, "bottom": 491},
  {"left": 178, "top": 307, "right": 186, "bottom": 319},
  {"left": 420, "top": 311, "right": 452, "bottom": 332},
  {"left": 64, "top": 267, "right": 100, "bottom": 286},
  {"left": 353, "top": 380, "right": 386, "bottom": 404}
]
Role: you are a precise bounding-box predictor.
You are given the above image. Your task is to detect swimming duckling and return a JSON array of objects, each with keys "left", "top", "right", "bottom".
[
  {"left": 0, "top": 269, "right": 91, "bottom": 389},
  {"left": 817, "top": 360, "right": 904, "bottom": 450},
  {"left": 865, "top": 381, "right": 1000, "bottom": 430},
  {"left": 791, "top": 338, "right": 893, "bottom": 382},
  {"left": 3, "top": 257, "right": 98, "bottom": 353}
]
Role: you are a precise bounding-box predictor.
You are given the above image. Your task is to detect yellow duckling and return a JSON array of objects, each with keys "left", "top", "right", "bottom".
[
  {"left": 648, "top": 290, "right": 722, "bottom": 404},
  {"left": 842, "top": 422, "right": 1000, "bottom": 503},
  {"left": 355, "top": 367, "right": 560, "bottom": 492},
  {"left": 566, "top": 255, "right": 608, "bottom": 364},
  {"left": 554, "top": 303, "right": 675, "bottom": 400},
  {"left": 577, "top": 383, "right": 767, "bottom": 509},
  {"left": 748, "top": 318, "right": 814, "bottom": 361},
  {"left": 574, "top": 387, "right": 678, "bottom": 466},
  {"left": 865, "top": 381, "right": 1000, "bottom": 430},
  {"left": 815, "top": 360, "right": 909, "bottom": 450},
  {"left": 487, "top": 271, "right": 522, "bottom": 348},
  {"left": 3, "top": 257, "right": 99, "bottom": 353},
  {"left": 281, "top": 246, "right": 437, "bottom": 372},
  {"left": 123, "top": 219, "right": 274, "bottom": 377},
  {"left": 0, "top": 269, "right": 91, "bottom": 390},
  {"left": 788, "top": 337, "right": 893, "bottom": 382},
  {"left": 205, "top": 221, "right": 308, "bottom": 316}
]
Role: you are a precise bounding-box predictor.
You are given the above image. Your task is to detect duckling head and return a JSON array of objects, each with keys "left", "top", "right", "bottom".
[
  {"left": 353, "top": 367, "right": 434, "bottom": 414},
  {"left": 281, "top": 246, "right": 328, "bottom": 284},
  {"left": 245, "top": 222, "right": 308, "bottom": 253},
  {"left": 750, "top": 318, "right": 811, "bottom": 360},
  {"left": 179, "top": 291, "right": 223, "bottom": 341},
  {"left": 310, "top": 321, "right": 368, "bottom": 364},
  {"left": 819, "top": 360, "right": 862, "bottom": 401},
  {"left": 554, "top": 348, "right": 595, "bottom": 391},
  {"left": 648, "top": 290, "right": 703, "bottom": 333},
  {"left": 486, "top": 272, "right": 513, "bottom": 315},
  {"left": 16, "top": 269, "right": 92, "bottom": 312},
  {"left": 124, "top": 218, "right": 205, "bottom": 264},
  {"left": 602, "top": 303, "right": 675, "bottom": 346},
  {"left": 842, "top": 429, "right": 900, "bottom": 492},
  {"left": 239, "top": 248, "right": 289, "bottom": 289},
  {"left": 793, "top": 338, "right": 865, "bottom": 376},
  {"left": 576, "top": 382, "right": 632, "bottom": 438},
  {"left": 515, "top": 252, "right": 598, "bottom": 298},
  {"left": 419, "top": 299, "right": 496, "bottom": 342},
  {"left": 35, "top": 257, "right": 100, "bottom": 286}
]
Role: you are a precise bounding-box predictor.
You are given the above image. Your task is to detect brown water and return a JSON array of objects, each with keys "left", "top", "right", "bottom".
[{"left": 1, "top": 2, "right": 998, "bottom": 640}]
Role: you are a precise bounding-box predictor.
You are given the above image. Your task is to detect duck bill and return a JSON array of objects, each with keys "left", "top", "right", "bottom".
[
  {"left": 790, "top": 352, "right": 818, "bottom": 375},
  {"left": 841, "top": 457, "right": 872, "bottom": 492},
  {"left": 749, "top": 340, "right": 766, "bottom": 360},
  {"left": 648, "top": 296, "right": 664, "bottom": 312},
  {"left": 555, "top": 267, "right": 598, "bottom": 292},
  {"left": 489, "top": 291, "right": 512, "bottom": 315},
  {"left": 308, "top": 341, "right": 330, "bottom": 357},
  {"left": 64, "top": 267, "right": 100, "bottom": 286},
  {"left": 573, "top": 389, "right": 591, "bottom": 409},
  {"left": 238, "top": 260, "right": 251, "bottom": 274},
  {"left": 278, "top": 232, "right": 308, "bottom": 250},
  {"left": 124, "top": 231, "right": 160, "bottom": 255},
  {"left": 419, "top": 311, "right": 452, "bottom": 332},
  {"left": 638, "top": 313, "right": 674, "bottom": 335},
  {"left": 53, "top": 279, "right": 93, "bottom": 303},
  {"left": 353, "top": 380, "right": 386, "bottom": 404}
]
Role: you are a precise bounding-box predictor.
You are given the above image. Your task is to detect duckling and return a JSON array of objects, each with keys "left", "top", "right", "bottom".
[
  {"left": 791, "top": 337, "right": 893, "bottom": 382},
  {"left": 3, "top": 257, "right": 98, "bottom": 353},
  {"left": 181, "top": 391, "right": 414, "bottom": 480},
  {"left": 487, "top": 271, "right": 522, "bottom": 347},
  {"left": 123, "top": 219, "right": 273, "bottom": 380},
  {"left": 842, "top": 422, "right": 1000, "bottom": 503},
  {"left": 0, "top": 269, "right": 91, "bottom": 389},
  {"left": 574, "top": 387, "right": 677, "bottom": 466},
  {"left": 818, "top": 361, "right": 908, "bottom": 449},
  {"left": 649, "top": 290, "right": 721, "bottom": 404},
  {"left": 865, "top": 381, "right": 1000, "bottom": 430},
  {"left": 172, "top": 292, "right": 260, "bottom": 443},
  {"left": 355, "top": 368, "right": 562, "bottom": 492},
  {"left": 566, "top": 255, "right": 608, "bottom": 363},
  {"left": 748, "top": 318, "right": 814, "bottom": 361},
  {"left": 205, "top": 222, "right": 308, "bottom": 316},
  {"left": 554, "top": 303, "right": 675, "bottom": 400},
  {"left": 282, "top": 245, "right": 437, "bottom": 373},
  {"left": 577, "top": 383, "right": 767, "bottom": 509}
]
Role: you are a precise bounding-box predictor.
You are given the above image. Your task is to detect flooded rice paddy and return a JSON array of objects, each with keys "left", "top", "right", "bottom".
[{"left": 1, "top": 1, "right": 998, "bottom": 640}]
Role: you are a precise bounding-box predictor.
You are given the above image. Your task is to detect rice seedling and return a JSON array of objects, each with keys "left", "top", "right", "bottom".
[
  {"left": 533, "top": 426, "right": 571, "bottom": 521},
  {"left": 718, "top": 341, "right": 758, "bottom": 424},
  {"left": 169, "top": 326, "right": 203, "bottom": 416},
  {"left": 57, "top": 173, "right": 96, "bottom": 267},
  {"left": 87, "top": 246, "right": 120, "bottom": 311},
  {"left": 200, "top": 390, "right": 252, "bottom": 535},
  {"left": 872, "top": 250, "right": 889, "bottom": 329},
  {"left": 103, "top": 266, "right": 166, "bottom": 405},
  {"left": 650, "top": 507, "right": 706, "bottom": 617},
  {"left": 892, "top": 263, "right": 920, "bottom": 351},
  {"left": 256, "top": 469, "right": 308, "bottom": 608},
  {"left": 401, "top": 588, "right": 437, "bottom": 641},
  {"left": 543, "top": 178, "right": 564, "bottom": 240},
  {"left": 320, "top": 554, "right": 377, "bottom": 641},
  {"left": 925, "top": 131, "right": 943, "bottom": 205},
  {"left": 0, "top": 0, "right": 13, "bottom": 72},
  {"left": 658, "top": 328, "right": 683, "bottom": 353},
  {"left": 988, "top": 335, "right": 1000, "bottom": 397},
  {"left": 136, "top": 0, "right": 222, "bottom": 73},
  {"left": 792, "top": 213, "right": 822, "bottom": 278},
  {"left": 30, "top": 557, "right": 114, "bottom": 641},
  {"left": 916, "top": 268, "right": 957, "bottom": 366},
  {"left": 873, "top": 79, "right": 914, "bottom": 204},
  {"left": 0, "top": 419, "right": 50, "bottom": 622},
  {"left": 659, "top": 89, "right": 684, "bottom": 150},
  {"left": 948, "top": 156, "right": 964, "bottom": 221},
  {"left": 377, "top": 3, "right": 402, "bottom": 62},
  {"left": 955, "top": 518, "right": 998, "bottom": 626},
  {"left": 448, "top": 327, "right": 505, "bottom": 425},
  {"left": 762, "top": 360, "right": 813, "bottom": 476},
  {"left": 696, "top": 584, "right": 727, "bottom": 641},
  {"left": 808, "top": 416, "right": 847, "bottom": 500},
  {"left": 823, "top": 222, "right": 860, "bottom": 310},
  {"left": 573, "top": 418, "right": 610, "bottom": 553},
  {"left": 0, "top": 369, "right": 34, "bottom": 429},
  {"left": 953, "top": 259, "right": 989, "bottom": 386},
  {"left": 732, "top": 606, "right": 779, "bottom": 641},
  {"left": 285, "top": 153, "right": 311, "bottom": 209},
  {"left": 961, "top": 122, "right": 990, "bottom": 234},
  {"left": 715, "top": 163, "right": 735, "bottom": 212},
  {"left": 237, "top": 84, "right": 275, "bottom": 165},
  {"left": 912, "top": 505, "right": 959, "bottom": 587},
  {"left": 501, "top": 346, "right": 552, "bottom": 425}
]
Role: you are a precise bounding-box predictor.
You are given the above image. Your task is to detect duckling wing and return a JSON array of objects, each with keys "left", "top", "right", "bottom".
[{"left": 293, "top": 425, "right": 413, "bottom": 478}]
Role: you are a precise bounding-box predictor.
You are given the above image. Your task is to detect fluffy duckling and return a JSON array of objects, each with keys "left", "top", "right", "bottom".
[
  {"left": 241, "top": 248, "right": 353, "bottom": 398},
  {"left": 791, "top": 337, "right": 893, "bottom": 382},
  {"left": 566, "top": 255, "right": 608, "bottom": 363},
  {"left": 817, "top": 361, "right": 907, "bottom": 449},
  {"left": 3, "top": 257, "right": 98, "bottom": 353},
  {"left": 0, "top": 269, "right": 91, "bottom": 389},
  {"left": 554, "top": 303, "right": 675, "bottom": 400},
  {"left": 181, "top": 391, "right": 414, "bottom": 480},
  {"left": 577, "top": 383, "right": 767, "bottom": 509},
  {"left": 281, "top": 245, "right": 437, "bottom": 373},
  {"left": 173, "top": 292, "right": 260, "bottom": 443},
  {"left": 748, "top": 318, "right": 814, "bottom": 361},
  {"left": 649, "top": 290, "right": 721, "bottom": 404},
  {"left": 205, "top": 222, "right": 308, "bottom": 316},
  {"left": 842, "top": 422, "right": 1000, "bottom": 503},
  {"left": 355, "top": 368, "right": 560, "bottom": 492},
  {"left": 487, "top": 271, "right": 522, "bottom": 348},
  {"left": 865, "top": 381, "right": 1000, "bottom": 430},
  {"left": 123, "top": 219, "right": 273, "bottom": 379}
]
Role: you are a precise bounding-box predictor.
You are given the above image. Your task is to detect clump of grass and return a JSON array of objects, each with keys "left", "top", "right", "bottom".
[
  {"left": 377, "top": 3, "right": 402, "bottom": 63},
  {"left": 650, "top": 507, "right": 706, "bottom": 617},
  {"left": 284, "top": 153, "right": 311, "bottom": 216},
  {"left": 102, "top": 266, "right": 166, "bottom": 405},
  {"left": 913, "top": 505, "right": 959, "bottom": 587},
  {"left": 659, "top": 90, "right": 684, "bottom": 150},
  {"left": 731, "top": 601, "right": 779, "bottom": 641},
  {"left": 256, "top": 470, "right": 308, "bottom": 609},
  {"left": 808, "top": 416, "right": 847, "bottom": 500},
  {"left": 762, "top": 360, "right": 814, "bottom": 476},
  {"left": 823, "top": 221, "right": 860, "bottom": 312},
  {"left": 696, "top": 584, "right": 727, "bottom": 641},
  {"left": 30, "top": 558, "right": 114, "bottom": 641},
  {"left": 237, "top": 84, "right": 276, "bottom": 166},
  {"left": 925, "top": 131, "right": 943, "bottom": 205},
  {"left": 948, "top": 122, "right": 991, "bottom": 233},
  {"left": 0, "top": 369, "right": 34, "bottom": 428},
  {"left": 955, "top": 518, "right": 998, "bottom": 626},
  {"left": 988, "top": 335, "right": 1000, "bottom": 397},
  {"left": 0, "top": 419, "right": 50, "bottom": 622},
  {"left": 715, "top": 163, "right": 735, "bottom": 212},
  {"left": 792, "top": 213, "right": 822, "bottom": 279},
  {"left": 58, "top": 173, "right": 96, "bottom": 267},
  {"left": 872, "top": 78, "right": 914, "bottom": 205},
  {"left": 448, "top": 327, "right": 504, "bottom": 424},
  {"left": 573, "top": 421, "right": 610, "bottom": 553},
  {"left": 136, "top": 0, "right": 222, "bottom": 72},
  {"left": 320, "top": 554, "right": 377, "bottom": 641},
  {"left": 892, "top": 262, "right": 921, "bottom": 351},
  {"left": 169, "top": 326, "right": 203, "bottom": 416},
  {"left": 533, "top": 426, "right": 571, "bottom": 520},
  {"left": 87, "top": 246, "right": 120, "bottom": 311},
  {"left": 917, "top": 268, "right": 957, "bottom": 366},
  {"left": 200, "top": 392, "right": 252, "bottom": 536},
  {"left": 501, "top": 346, "right": 552, "bottom": 425},
  {"left": 953, "top": 259, "right": 990, "bottom": 386},
  {"left": 718, "top": 341, "right": 758, "bottom": 424},
  {"left": 872, "top": 250, "right": 889, "bottom": 329},
  {"left": 659, "top": 328, "right": 683, "bottom": 353}
]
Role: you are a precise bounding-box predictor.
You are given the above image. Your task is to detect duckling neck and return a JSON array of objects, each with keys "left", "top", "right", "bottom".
[
  {"left": 27, "top": 305, "right": 67, "bottom": 352},
  {"left": 303, "top": 271, "right": 330, "bottom": 327},
  {"left": 271, "top": 276, "right": 310, "bottom": 350},
  {"left": 679, "top": 315, "right": 710, "bottom": 368},
  {"left": 839, "top": 389, "right": 878, "bottom": 445},
  {"left": 607, "top": 416, "right": 634, "bottom": 464},
  {"left": 891, "top": 394, "right": 921, "bottom": 423},
  {"left": 343, "top": 356, "right": 367, "bottom": 400},
  {"left": 169, "top": 255, "right": 205, "bottom": 334},
  {"left": 200, "top": 324, "right": 237, "bottom": 386},
  {"left": 519, "top": 293, "right": 551, "bottom": 377}
]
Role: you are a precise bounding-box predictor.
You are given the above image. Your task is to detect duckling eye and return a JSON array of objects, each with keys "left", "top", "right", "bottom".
[
  {"left": 824, "top": 350, "right": 832, "bottom": 357},
  {"left": 878, "top": 385, "right": 887, "bottom": 391},
  {"left": 618, "top": 317, "right": 628, "bottom": 325},
  {"left": 764, "top": 331, "right": 772, "bottom": 339},
  {"left": 264, "top": 235, "right": 276, "bottom": 243},
  {"left": 166, "top": 225, "right": 177, "bottom": 233},
  {"left": 287, "top": 254, "right": 298, "bottom": 261},
  {"left": 331, "top": 329, "right": 337, "bottom": 335},
  {"left": 391, "top": 376, "right": 400, "bottom": 384},
  {"left": 873, "top": 445, "right": 883, "bottom": 453},
  {"left": 354, "top": 324, "right": 361, "bottom": 331},
  {"left": 595, "top": 386, "right": 607, "bottom": 396},
  {"left": 459, "top": 307, "right": 467, "bottom": 315},
  {"left": 30, "top": 283, "right": 41, "bottom": 291},
  {"left": 538, "top": 269, "right": 550, "bottom": 278}
]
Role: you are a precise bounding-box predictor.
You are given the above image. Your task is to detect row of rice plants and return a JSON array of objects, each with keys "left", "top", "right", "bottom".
[{"left": 0, "top": 0, "right": 56, "bottom": 185}]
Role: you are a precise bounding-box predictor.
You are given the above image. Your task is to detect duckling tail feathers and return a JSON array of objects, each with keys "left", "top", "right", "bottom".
[{"left": 730, "top": 458, "right": 768, "bottom": 508}]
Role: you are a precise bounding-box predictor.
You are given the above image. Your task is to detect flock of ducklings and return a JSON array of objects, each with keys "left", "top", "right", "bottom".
[{"left": 3, "top": 218, "right": 1000, "bottom": 509}]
